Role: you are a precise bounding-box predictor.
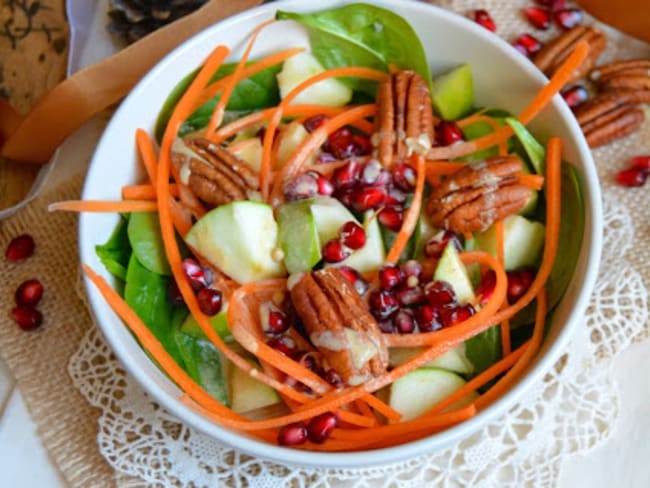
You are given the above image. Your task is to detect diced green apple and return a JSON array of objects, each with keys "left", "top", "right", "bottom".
[
  {"left": 180, "top": 306, "right": 231, "bottom": 341},
  {"left": 309, "top": 196, "right": 357, "bottom": 243},
  {"left": 276, "top": 122, "right": 316, "bottom": 167},
  {"left": 431, "top": 64, "right": 474, "bottom": 120},
  {"left": 231, "top": 137, "right": 263, "bottom": 173},
  {"left": 433, "top": 242, "right": 476, "bottom": 304},
  {"left": 185, "top": 201, "right": 286, "bottom": 284},
  {"left": 389, "top": 345, "right": 473, "bottom": 375},
  {"left": 228, "top": 362, "right": 280, "bottom": 414},
  {"left": 474, "top": 215, "right": 545, "bottom": 270},
  {"left": 277, "top": 200, "right": 322, "bottom": 273},
  {"left": 277, "top": 52, "right": 352, "bottom": 107}
]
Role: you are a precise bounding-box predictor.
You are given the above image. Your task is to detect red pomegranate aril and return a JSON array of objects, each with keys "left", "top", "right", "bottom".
[
  {"left": 197, "top": 288, "right": 223, "bottom": 316},
  {"left": 473, "top": 9, "right": 496, "bottom": 32},
  {"left": 337, "top": 265, "right": 368, "bottom": 295},
  {"left": 415, "top": 304, "right": 443, "bottom": 332},
  {"left": 324, "top": 369, "right": 344, "bottom": 387},
  {"left": 352, "top": 134, "right": 373, "bottom": 156},
  {"left": 303, "top": 114, "right": 328, "bottom": 133},
  {"left": 506, "top": 268, "right": 536, "bottom": 303},
  {"left": 378, "top": 208, "right": 404, "bottom": 232},
  {"left": 392, "top": 163, "right": 417, "bottom": 192},
  {"left": 523, "top": 7, "right": 551, "bottom": 29},
  {"left": 295, "top": 351, "right": 320, "bottom": 373},
  {"left": 11, "top": 306, "right": 43, "bottom": 331},
  {"left": 15, "top": 279, "right": 44, "bottom": 307},
  {"left": 424, "top": 230, "right": 461, "bottom": 259},
  {"left": 385, "top": 187, "right": 406, "bottom": 206},
  {"left": 167, "top": 278, "right": 185, "bottom": 306},
  {"left": 562, "top": 85, "right": 588, "bottom": 109},
  {"left": 394, "top": 309, "right": 416, "bottom": 334},
  {"left": 307, "top": 412, "right": 338, "bottom": 443},
  {"left": 182, "top": 258, "right": 211, "bottom": 290},
  {"left": 536, "top": 0, "right": 566, "bottom": 11},
  {"left": 425, "top": 280, "right": 457, "bottom": 309},
  {"left": 401, "top": 260, "right": 423, "bottom": 279},
  {"left": 317, "top": 151, "right": 338, "bottom": 164},
  {"left": 379, "top": 265, "right": 404, "bottom": 290},
  {"left": 284, "top": 173, "right": 319, "bottom": 201},
  {"left": 322, "top": 239, "right": 350, "bottom": 263},
  {"left": 512, "top": 41, "right": 529, "bottom": 57},
  {"left": 396, "top": 285, "right": 426, "bottom": 306},
  {"left": 476, "top": 270, "right": 497, "bottom": 305},
  {"left": 369, "top": 289, "right": 399, "bottom": 319},
  {"left": 332, "top": 161, "right": 360, "bottom": 190},
  {"left": 278, "top": 422, "right": 308, "bottom": 446},
  {"left": 514, "top": 33, "right": 543, "bottom": 57},
  {"left": 378, "top": 318, "right": 395, "bottom": 333},
  {"left": 554, "top": 8, "right": 582, "bottom": 30},
  {"left": 260, "top": 302, "right": 290, "bottom": 335},
  {"left": 267, "top": 336, "right": 298, "bottom": 357},
  {"left": 616, "top": 168, "right": 647, "bottom": 187},
  {"left": 316, "top": 175, "right": 334, "bottom": 195},
  {"left": 6, "top": 234, "right": 35, "bottom": 261},
  {"left": 327, "top": 128, "right": 371, "bottom": 159},
  {"left": 436, "top": 121, "right": 465, "bottom": 146},
  {"left": 440, "top": 303, "right": 475, "bottom": 328},
  {"left": 340, "top": 221, "right": 366, "bottom": 250},
  {"left": 353, "top": 186, "right": 386, "bottom": 212},
  {"left": 630, "top": 155, "right": 650, "bottom": 173}
]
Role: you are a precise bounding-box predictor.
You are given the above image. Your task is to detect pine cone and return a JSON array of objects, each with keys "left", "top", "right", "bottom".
[{"left": 107, "top": 0, "right": 208, "bottom": 44}]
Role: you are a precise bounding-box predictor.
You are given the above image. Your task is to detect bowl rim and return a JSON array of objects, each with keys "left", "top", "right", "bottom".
[{"left": 79, "top": 0, "right": 603, "bottom": 469}]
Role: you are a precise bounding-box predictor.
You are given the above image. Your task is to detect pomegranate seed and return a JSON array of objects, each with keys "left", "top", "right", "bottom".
[
  {"left": 554, "top": 8, "right": 582, "bottom": 30},
  {"left": 616, "top": 168, "right": 647, "bottom": 187},
  {"left": 15, "top": 279, "right": 43, "bottom": 306},
  {"left": 324, "top": 369, "right": 344, "bottom": 387},
  {"left": 523, "top": 7, "right": 551, "bottom": 29},
  {"left": 337, "top": 266, "right": 368, "bottom": 295},
  {"left": 378, "top": 208, "right": 403, "bottom": 232},
  {"left": 473, "top": 9, "right": 496, "bottom": 32},
  {"left": 331, "top": 161, "right": 360, "bottom": 190},
  {"left": 415, "top": 305, "right": 443, "bottom": 332},
  {"left": 339, "top": 221, "right": 366, "bottom": 250},
  {"left": 630, "top": 155, "right": 650, "bottom": 173},
  {"left": 316, "top": 175, "right": 334, "bottom": 195},
  {"left": 353, "top": 186, "right": 386, "bottom": 212},
  {"left": 425, "top": 281, "right": 457, "bottom": 309},
  {"left": 197, "top": 288, "right": 223, "bottom": 316},
  {"left": 359, "top": 160, "right": 390, "bottom": 187},
  {"left": 267, "top": 336, "right": 298, "bottom": 356},
  {"left": 440, "top": 303, "right": 475, "bottom": 328},
  {"left": 260, "top": 302, "right": 290, "bottom": 335},
  {"left": 396, "top": 285, "right": 426, "bottom": 306},
  {"left": 6, "top": 234, "right": 35, "bottom": 261},
  {"left": 401, "top": 260, "right": 423, "bottom": 279},
  {"left": 512, "top": 41, "right": 529, "bottom": 57},
  {"left": 392, "top": 163, "right": 417, "bottom": 192},
  {"left": 307, "top": 412, "right": 338, "bottom": 443},
  {"left": 352, "top": 134, "right": 373, "bottom": 156},
  {"left": 336, "top": 188, "right": 356, "bottom": 208},
  {"left": 284, "top": 173, "right": 319, "bottom": 201},
  {"left": 303, "top": 114, "right": 328, "bottom": 133},
  {"left": 278, "top": 422, "right": 308, "bottom": 446},
  {"left": 322, "top": 239, "right": 350, "bottom": 263},
  {"left": 368, "top": 289, "right": 399, "bottom": 319},
  {"left": 561, "top": 85, "right": 588, "bottom": 110},
  {"left": 182, "top": 258, "right": 212, "bottom": 290},
  {"left": 379, "top": 265, "right": 404, "bottom": 290},
  {"left": 436, "top": 121, "right": 465, "bottom": 146},
  {"left": 295, "top": 351, "right": 320, "bottom": 373},
  {"left": 385, "top": 187, "right": 406, "bottom": 206},
  {"left": 476, "top": 270, "right": 497, "bottom": 305},
  {"left": 378, "top": 318, "right": 395, "bottom": 333},
  {"left": 167, "top": 278, "right": 185, "bottom": 306},
  {"left": 11, "top": 306, "right": 43, "bottom": 331},
  {"left": 394, "top": 309, "right": 416, "bottom": 334},
  {"left": 535, "top": 0, "right": 566, "bottom": 10},
  {"left": 317, "top": 151, "right": 338, "bottom": 164},
  {"left": 507, "top": 268, "right": 536, "bottom": 303},
  {"left": 513, "top": 33, "right": 543, "bottom": 57},
  {"left": 424, "top": 230, "right": 461, "bottom": 259},
  {"left": 327, "top": 128, "right": 372, "bottom": 159}
]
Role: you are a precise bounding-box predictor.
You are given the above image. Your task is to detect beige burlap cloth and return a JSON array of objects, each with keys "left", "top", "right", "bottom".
[{"left": 0, "top": 1, "right": 648, "bottom": 487}]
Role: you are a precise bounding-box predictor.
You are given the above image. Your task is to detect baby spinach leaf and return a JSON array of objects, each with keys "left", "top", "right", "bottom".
[
  {"left": 95, "top": 215, "right": 131, "bottom": 282},
  {"left": 124, "top": 255, "right": 184, "bottom": 365},
  {"left": 277, "top": 4, "right": 431, "bottom": 95},
  {"left": 464, "top": 325, "right": 501, "bottom": 377},
  {"left": 155, "top": 62, "right": 281, "bottom": 141},
  {"left": 128, "top": 212, "right": 170, "bottom": 276}
]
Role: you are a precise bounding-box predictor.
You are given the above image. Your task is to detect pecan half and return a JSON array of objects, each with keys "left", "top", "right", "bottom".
[
  {"left": 590, "top": 59, "right": 650, "bottom": 84},
  {"left": 426, "top": 156, "right": 531, "bottom": 233},
  {"left": 290, "top": 269, "right": 388, "bottom": 386},
  {"left": 374, "top": 70, "right": 435, "bottom": 165},
  {"left": 574, "top": 91, "right": 646, "bottom": 148},
  {"left": 533, "top": 26, "right": 606, "bottom": 83},
  {"left": 181, "top": 137, "right": 259, "bottom": 207}
]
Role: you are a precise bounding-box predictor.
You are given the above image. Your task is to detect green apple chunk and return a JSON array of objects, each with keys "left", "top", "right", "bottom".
[
  {"left": 180, "top": 306, "right": 231, "bottom": 341},
  {"left": 186, "top": 201, "right": 286, "bottom": 283},
  {"left": 474, "top": 215, "right": 545, "bottom": 271},
  {"left": 277, "top": 200, "right": 322, "bottom": 273},
  {"left": 309, "top": 195, "right": 357, "bottom": 242},
  {"left": 228, "top": 362, "right": 280, "bottom": 414},
  {"left": 389, "top": 368, "right": 477, "bottom": 421},
  {"left": 434, "top": 242, "right": 476, "bottom": 304},
  {"left": 389, "top": 345, "right": 473, "bottom": 375},
  {"left": 431, "top": 64, "right": 474, "bottom": 121}
]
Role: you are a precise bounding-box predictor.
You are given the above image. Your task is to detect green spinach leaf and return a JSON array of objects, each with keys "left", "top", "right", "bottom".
[
  {"left": 277, "top": 4, "right": 431, "bottom": 95},
  {"left": 95, "top": 215, "right": 131, "bottom": 282},
  {"left": 464, "top": 325, "right": 501, "bottom": 377}
]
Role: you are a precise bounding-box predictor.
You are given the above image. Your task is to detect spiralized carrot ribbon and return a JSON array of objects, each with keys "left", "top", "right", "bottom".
[{"left": 48, "top": 200, "right": 159, "bottom": 213}]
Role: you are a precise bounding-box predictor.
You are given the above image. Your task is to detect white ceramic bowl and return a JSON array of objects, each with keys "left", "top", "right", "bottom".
[{"left": 79, "top": 0, "right": 602, "bottom": 468}]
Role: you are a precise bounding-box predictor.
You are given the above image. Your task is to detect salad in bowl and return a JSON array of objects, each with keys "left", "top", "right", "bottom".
[{"left": 68, "top": 0, "right": 601, "bottom": 466}]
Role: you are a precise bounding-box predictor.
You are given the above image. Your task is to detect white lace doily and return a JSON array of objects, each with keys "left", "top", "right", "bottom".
[{"left": 68, "top": 194, "right": 649, "bottom": 487}]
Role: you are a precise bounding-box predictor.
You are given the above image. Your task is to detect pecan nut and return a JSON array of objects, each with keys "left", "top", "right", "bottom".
[
  {"left": 179, "top": 137, "right": 259, "bottom": 207},
  {"left": 590, "top": 58, "right": 650, "bottom": 86},
  {"left": 426, "top": 156, "right": 532, "bottom": 234},
  {"left": 574, "top": 91, "right": 646, "bottom": 148},
  {"left": 374, "top": 70, "right": 435, "bottom": 165},
  {"left": 533, "top": 26, "right": 606, "bottom": 83},
  {"left": 290, "top": 269, "right": 388, "bottom": 386}
]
